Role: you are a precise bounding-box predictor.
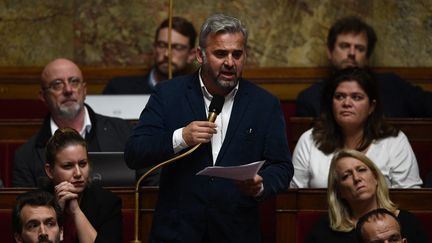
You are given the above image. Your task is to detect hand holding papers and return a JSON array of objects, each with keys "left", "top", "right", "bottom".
[{"left": 196, "top": 160, "right": 265, "bottom": 180}]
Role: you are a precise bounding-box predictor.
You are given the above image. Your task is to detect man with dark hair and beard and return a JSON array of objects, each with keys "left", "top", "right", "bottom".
[
  {"left": 12, "top": 58, "right": 132, "bottom": 187},
  {"left": 296, "top": 16, "right": 432, "bottom": 117},
  {"left": 103, "top": 16, "right": 197, "bottom": 94},
  {"left": 13, "top": 190, "right": 63, "bottom": 243}
]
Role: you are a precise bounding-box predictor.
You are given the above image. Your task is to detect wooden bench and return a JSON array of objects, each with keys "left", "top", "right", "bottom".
[
  {"left": 1, "top": 67, "right": 431, "bottom": 100},
  {"left": 1, "top": 188, "right": 431, "bottom": 243},
  {"left": 276, "top": 189, "right": 432, "bottom": 243},
  {"left": 0, "top": 140, "right": 27, "bottom": 187}
]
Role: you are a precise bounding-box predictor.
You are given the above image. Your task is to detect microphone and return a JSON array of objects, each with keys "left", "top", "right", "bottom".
[
  {"left": 131, "top": 95, "right": 225, "bottom": 243},
  {"left": 208, "top": 95, "right": 225, "bottom": 122}
]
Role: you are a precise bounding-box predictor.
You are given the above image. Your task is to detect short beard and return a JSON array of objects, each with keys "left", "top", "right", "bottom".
[
  {"left": 57, "top": 102, "right": 82, "bottom": 119},
  {"left": 201, "top": 51, "right": 238, "bottom": 91},
  {"left": 155, "top": 60, "right": 180, "bottom": 78}
]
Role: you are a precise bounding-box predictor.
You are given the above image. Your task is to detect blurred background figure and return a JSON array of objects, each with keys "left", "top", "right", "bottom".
[
  {"left": 103, "top": 16, "right": 197, "bottom": 94},
  {"left": 296, "top": 16, "right": 432, "bottom": 118}
]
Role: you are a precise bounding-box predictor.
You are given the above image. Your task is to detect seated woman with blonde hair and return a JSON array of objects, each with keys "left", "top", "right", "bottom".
[
  {"left": 291, "top": 68, "right": 422, "bottom": 188},
  {"left": 44, "top": 128, "right": 122, "bottom": 243},
  {"left": 305, "top": 149, "right": 427, "bottom": 243}
]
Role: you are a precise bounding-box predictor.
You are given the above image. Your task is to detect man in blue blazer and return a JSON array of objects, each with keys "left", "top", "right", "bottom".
[{"left": 125, "top": 14, "right": 293, "bottom": 243}]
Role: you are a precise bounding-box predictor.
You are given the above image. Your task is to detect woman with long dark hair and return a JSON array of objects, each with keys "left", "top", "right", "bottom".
[{"left": 291, "top": 68, "right": 421, "bottom": 188}]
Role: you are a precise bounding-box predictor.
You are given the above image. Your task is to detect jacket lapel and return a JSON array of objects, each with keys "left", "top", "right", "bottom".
[
  {"left": 185, "top": 74, "right": 207, "bottom": 121},
  {"left": 216, "top": 79, "right": 251, "bottom": 164}
]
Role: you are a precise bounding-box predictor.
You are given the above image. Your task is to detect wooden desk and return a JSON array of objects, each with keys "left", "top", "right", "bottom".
[
  {"left": 1, "top": 67, "right": 431, "bottom": 100},
  {"left": 0, "top": 119, "right": 43, "bottom": 140},
  {"left": 1, "top": 188, "right": 432, "bottom": 243},
  {"left": 276, "top": 189, "right": 432, "bottom": 243}
]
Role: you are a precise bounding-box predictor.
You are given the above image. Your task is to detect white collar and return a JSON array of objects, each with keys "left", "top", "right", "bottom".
[{"left": 50, "top": 106, "right": 92, "bottom": 138}]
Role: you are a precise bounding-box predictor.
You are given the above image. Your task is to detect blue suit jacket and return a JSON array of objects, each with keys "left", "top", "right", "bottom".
[{"left": 125, "top": 73, "right": 293, "bottom": 243}]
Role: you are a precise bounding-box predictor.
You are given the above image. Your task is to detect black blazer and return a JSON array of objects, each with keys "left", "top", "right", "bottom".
[
  {"left": 12, "top": 105, "right": 132, "bottom": 187},
  {"left": 80, "top": 184, "right": 123, "bottom": 243},
  {"left": 125, "top": 73, "right": 293, "bottom": 242}
]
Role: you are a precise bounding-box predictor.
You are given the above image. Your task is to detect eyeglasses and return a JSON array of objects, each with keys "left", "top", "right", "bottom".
[
  {"left": 155, "top": 41, "right": 190, "bottom": 53},
  {"left": 43, "top": 77, "right": 84, "bottom": 92}
]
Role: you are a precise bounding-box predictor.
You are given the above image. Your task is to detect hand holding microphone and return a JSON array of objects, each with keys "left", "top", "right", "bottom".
[
  {"left": 131, "top": 95, "right": 225, "bottom": 243},
  {"left": 182, "top": 95, "right": 225, "bottom": 146}
]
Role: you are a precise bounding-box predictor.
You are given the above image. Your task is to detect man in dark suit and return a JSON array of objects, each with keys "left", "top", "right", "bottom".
[
  {"left": 103, "top": 16, "right": 197, "bottom": 94},
  {"left": 296, "top": 16, "right": 432, "bottom": 117},
  {"left": 125, "top": 14, "right": 293, "bottom": 243},
  {"left": 13, "top": 58, "right": 132, "bottom": 187}
]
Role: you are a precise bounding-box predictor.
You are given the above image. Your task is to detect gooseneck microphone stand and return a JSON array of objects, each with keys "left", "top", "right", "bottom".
[{"left": 131, "top": 95, "right": 224, "bottom": 243}]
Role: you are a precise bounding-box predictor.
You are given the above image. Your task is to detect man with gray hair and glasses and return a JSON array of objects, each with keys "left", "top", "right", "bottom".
[{"left": 13, "top": 58, "right": 132, "bottom": 187}]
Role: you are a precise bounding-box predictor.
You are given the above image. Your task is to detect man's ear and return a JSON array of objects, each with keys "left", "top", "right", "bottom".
[
  {"left": 59, "top": 227, "right": 64, "bottom": 241},
  {"left": 39, "top": 89, "right": 46, "bottom": 103},
  {"left": 45, "top": 163, "right": 54, "bottom": 179},
  {"left": 14, "top": 233, "right": 23, "bottom": 243},
  {"left": 196, "top": 47, "right": 204, "bottom": 65},
  {"left": 369, "top": 99, "right": 376, "bottom": 115},
  {"left": 327, "top": 48, "right": 333, "bottom": 61},
  {"left": 187, "top": 47, "right": 197, "bottom": 64},
  {"left": 82, "top": 81, "right": 87, "bottom": 98}
]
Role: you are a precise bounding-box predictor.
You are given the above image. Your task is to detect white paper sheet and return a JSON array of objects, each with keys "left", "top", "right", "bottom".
[{"left": 196, "top": 160, "right": 265, "bottom": 180}]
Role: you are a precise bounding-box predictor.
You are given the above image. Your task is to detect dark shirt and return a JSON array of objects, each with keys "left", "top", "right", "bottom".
[
  {"left": 296, "top": 72, "right": 432, "bottom": 117},
  {"left": 103, "top": 71, "right": 166, "bottom": 185},
  {"left": 103, "top": 73, "right": 155, "bottom": 94},
  {"left": 305, "top": 209, "right": 428, "bottom": 243},
  {"left": 425, "top": 171, "right": 432, "bottom": 188}
]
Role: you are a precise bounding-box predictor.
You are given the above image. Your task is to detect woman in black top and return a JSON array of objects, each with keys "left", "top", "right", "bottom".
[
  {"left": 305, "top": 149, "right": 427, "bottom": 243},
  {"left": 44, "top": 128, "right": 122, "bottom": 243}
]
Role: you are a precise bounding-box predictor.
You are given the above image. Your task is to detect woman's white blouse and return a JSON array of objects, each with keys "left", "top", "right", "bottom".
[{"left": 290, "top": 129, "right": 422, "bottom": 188}]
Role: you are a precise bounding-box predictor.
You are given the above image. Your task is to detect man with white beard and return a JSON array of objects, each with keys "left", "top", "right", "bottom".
[{"left": 13, "top": 58, "right": 132, "bottom": 187}]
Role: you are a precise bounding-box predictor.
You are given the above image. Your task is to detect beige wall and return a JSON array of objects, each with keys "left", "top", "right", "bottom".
[{"left": 0, "top": 0, "right": 431, "bottom": 67}]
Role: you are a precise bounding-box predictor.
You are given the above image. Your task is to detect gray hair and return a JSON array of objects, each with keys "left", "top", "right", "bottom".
[{"left": 199, "top": 14, "right": 248, "bottom": 49}]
